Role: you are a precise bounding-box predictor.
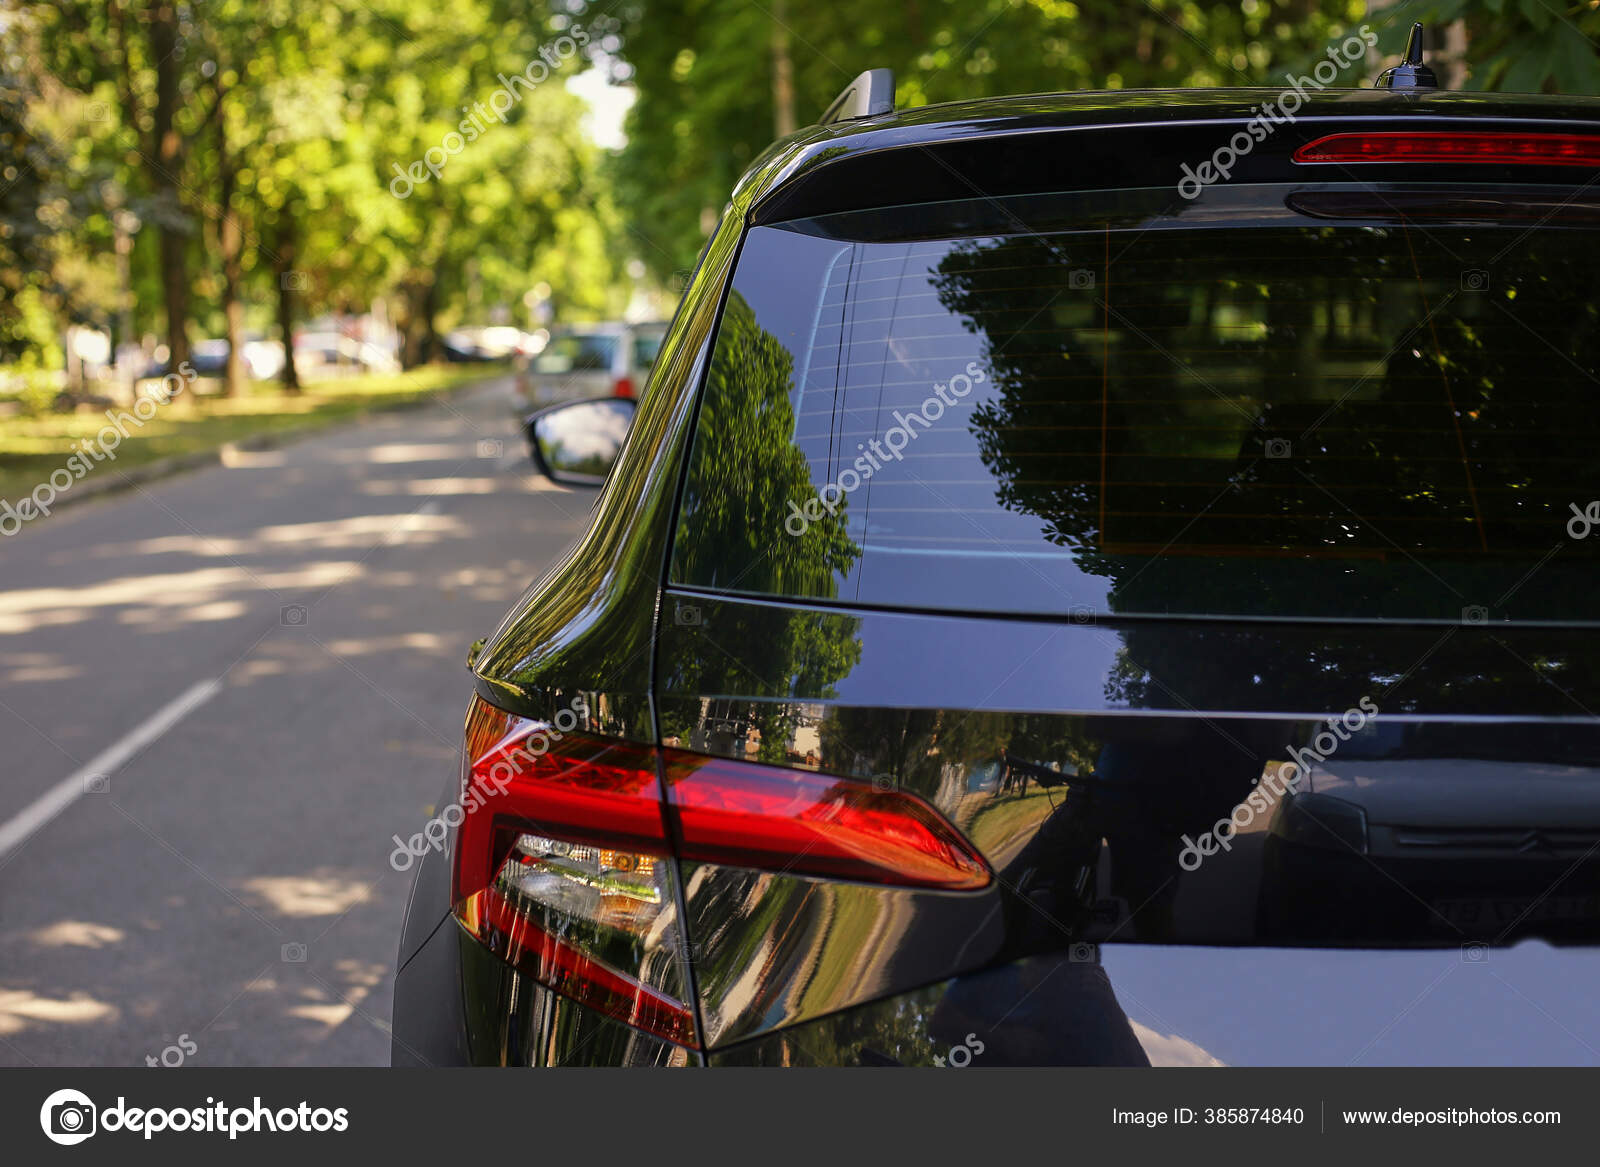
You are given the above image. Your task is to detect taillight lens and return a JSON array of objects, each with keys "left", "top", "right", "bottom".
[
  {"left": 451, "top": 719, "right": 665, "bottom": 907},
  {"left": 452, "top": 700, "right": 694, "bottom": 1045},
  {"left": 612, "top": 376, "right": 635, "bottom": 399},
  {"left": 459, "top": 833, "right": 696, "bottom": 1046},
  {"left": 663, "top": 751, "right": 990, "bottom": 891},
  {"left": 450, "top": 693, "right": 991, "bottom": 1048},
  {"left": 1293, "top": 131, "right": 1600, "bottom": 167}
]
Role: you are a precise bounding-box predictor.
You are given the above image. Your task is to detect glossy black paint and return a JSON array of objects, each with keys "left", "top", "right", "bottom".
[
  {"left": 650, "top": 591, "right": 1600, "bottom": 1037},
  {"left": 397, "top": 923, "right": 698, "bottom": 1066},
  {"left": 679, "top": 862, "right": 1004, "bottom": 1047},
  {"left": 656, "top": 592, "right": 1600, "bottom": 718},
  {"left": 394, "top": 776, "right": 457, "bottom": 971},
  {"left": 749, "top": 90, "right": 1600, "bottom": 223},
  {"left": 708, "top": 954, "right": 1150, "bottom": 1066},
  {"left": 467, "top": 203, "right": 745, "bottom": 742},
  {"left": 705, "top": 939, "right": 1600, "bottom": 1065},
  {"left": 394, "top": 87, "right": 1600, "bottom": 1066},
  {"left": 459, "top": 928, "right": 697, "bottom": 1066},
  {"left": 392, "top": 909, "right": 472, "bottom": 1069}
]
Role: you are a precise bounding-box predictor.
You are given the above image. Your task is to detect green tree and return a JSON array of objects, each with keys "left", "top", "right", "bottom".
[
  {"left": 1388, "top": 0, "right": 1600, "bottom": 91},
  {"left": 602, "top": 0, "right": 1376, "bottom": 279}
]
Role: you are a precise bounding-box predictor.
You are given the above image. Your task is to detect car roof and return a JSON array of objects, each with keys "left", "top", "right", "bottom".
[
  {"left": 735, "top": 87, "right": 1600, "bottom": 222},
  {"left": 831, "top": 86, "right": 1600, "bottom": 131}
]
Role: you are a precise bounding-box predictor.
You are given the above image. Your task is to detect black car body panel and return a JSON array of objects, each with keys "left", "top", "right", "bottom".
[
  {"left": 468, "top": 203, "right": 746, "bottom": 743},
  {"left": 394, "top": 86, "right": 1600, "bottom": 1066},
  {"left": 750, "top": 90, "right": 1600, "bottom": 221}
]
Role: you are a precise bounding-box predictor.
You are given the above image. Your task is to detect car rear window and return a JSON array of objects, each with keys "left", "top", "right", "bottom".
[
  {"left": 532, "top": 333, "right": 617, "bottom": 374},
  {"left": 633, "top": 331, "right": 664, "bottom": 371},
  {"left": 669, "top": 185, "right": 1600, "bottom": 622}
]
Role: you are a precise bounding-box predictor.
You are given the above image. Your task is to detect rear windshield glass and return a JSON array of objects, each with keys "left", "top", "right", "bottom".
[
  {"left": 670, "top": 186, "right": 1600, "bottom": 622},
  {"left": 533, "top": 333, "right": 617, "bottom": 374}
]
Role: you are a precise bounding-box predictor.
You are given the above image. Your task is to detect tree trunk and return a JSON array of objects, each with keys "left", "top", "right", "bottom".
[
  {"left": 771, "top": 0, "right": 796, "bottom": 138},
  {"left": 398, "top": 276, "right": 429, "bottom": 369},
  {"left": 422, "top": 256, "right": 443, "bottom": 363},
  {"left": 216, "top": 99, "right": 247, "bottom": 397},
  {"left": 150, "top": 1, "right": 190, "bottom": 377},
  {"left": 273, "top": 212, "right": 301, "bottom": 393}
]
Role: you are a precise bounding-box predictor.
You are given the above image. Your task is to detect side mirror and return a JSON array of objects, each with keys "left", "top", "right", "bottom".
[{"left": 526, "top": 396, "right": 636, "bottom": 487}]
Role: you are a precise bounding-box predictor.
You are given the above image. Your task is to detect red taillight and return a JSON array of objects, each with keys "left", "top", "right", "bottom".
[
  {"left": 451, "top": 698, "right": 692, "bottom": 1045},
  {"left": 473, "top": 889, "right": 696, "bottom": 1045},
  {"left": 664, "top": 751, "right": 991, "bottom": 891},
  {"left": 612, "top": 376, "right": 635, "bottom": 399},
  {"left": 451, "top": 722, "right": 666, "bottom": 906},
  {"left": 1293, "top": 131, "right": 1600, "bottom": 167},
  {"left": 449, "top": 694, "right": 991, "bottom": 1046}
]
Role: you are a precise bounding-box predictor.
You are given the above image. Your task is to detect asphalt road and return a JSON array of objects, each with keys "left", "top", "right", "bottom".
[{"left": 0, "top": 376, "right": 592, "bottom": 1066}]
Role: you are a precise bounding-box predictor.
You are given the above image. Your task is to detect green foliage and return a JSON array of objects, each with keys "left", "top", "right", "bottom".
[
  {"left": 7, "top": 0, "right": 1599, "bottom": 377},
  {"left": 0, "top": 19, "right": 72, "bottom": 360},
  {"left": 600, "top": 0, "right": 1386, "bottom": 278},
  {"left": 12, "top": 0, "right": 630, "bottom": 374},
  {"left": 672, "top": 291, "right": 859, "bottom": 598},
  {"left": 1388, "top": 0, "right": 1600, "bottom": 92}
]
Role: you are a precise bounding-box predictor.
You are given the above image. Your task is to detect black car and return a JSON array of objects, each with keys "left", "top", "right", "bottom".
[{"left": 394, "top": 57, "right": 1600, "bottom": 1067}]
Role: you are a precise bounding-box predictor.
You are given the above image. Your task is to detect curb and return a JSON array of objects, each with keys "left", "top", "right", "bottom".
[{"left": 15, "top": 372, "right": 506, "bottom": 518}]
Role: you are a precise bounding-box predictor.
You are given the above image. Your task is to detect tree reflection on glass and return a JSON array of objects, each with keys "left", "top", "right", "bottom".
[
  {"left": 937, "top": 220, "right": 1600, "bottom": 630},
  {"left": 667, "top": 292, "right": 862, "bottom": 761}
]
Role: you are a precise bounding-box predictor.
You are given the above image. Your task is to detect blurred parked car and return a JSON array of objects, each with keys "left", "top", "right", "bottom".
[
  {"left": 513, "top": 321, "right": 666, "bottom": 408},
  {"left": 442, "top": 326, "right": 536, "bottom": 363},
  {"left": 141, "top": 336, "right": 285, "bottom": 385},
  {"left": 292, "top": 330, "right": 400, "bottom": 376}
]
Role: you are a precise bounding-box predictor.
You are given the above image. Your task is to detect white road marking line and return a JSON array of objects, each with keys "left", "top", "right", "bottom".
[{"left": 0, "top": 678, "right": 222, "bottom": 861}]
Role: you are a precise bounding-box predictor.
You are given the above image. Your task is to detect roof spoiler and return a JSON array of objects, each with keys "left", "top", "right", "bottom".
[{"left": 818, "top": 68, "right": 895, "bottom": 126}]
